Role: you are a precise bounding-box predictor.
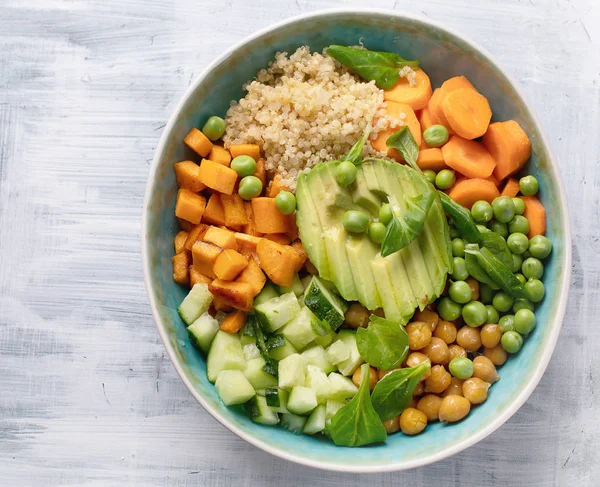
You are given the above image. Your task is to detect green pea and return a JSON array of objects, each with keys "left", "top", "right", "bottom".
[
  {"left": 485, "top": 305, "right": 500, "bottom": 324},
  {"left": 512, "top": 197, "right": 525, "bottom": 215},
  {"left": 238, "top": 175, "right": 263, "bottom": 200},
  {"left": 471, "top": 200, "right": 493, "bottom": 223},
  {"left": 437, "top": 297, "right": 462, "bottom": 321},
  {"left": 201, "top": 116, "right": 226, "bottom": 141},
  {"left": 343, "top": 210, "right": 369, "bottom": 234},
  {"left": 515, "top": 273, "right": 526, "bottom": 284},
  {"left": 336, "top": 160, "right": 358, "bottom": 187},
  {"left": 501, "top": 331, "right": 523, "bottom": 353},
  {"left": 522, "top": 250, "right": 531, "bottom": 259},
  {"left": 525, "top": 279, "right": 545, "bottom": 303},
  {"left": 510, "top": 253, "right": 523, "bottom": 273},
  {"left": 489, "top": 221, "right": 508, "bottom": 238},
  {"left": 508, "top": 215, "right": 529, "bottom": 235},
  {"left": 368, "top": 222, "right": 387, "bottom": 244},
  {"left": 529, "top": 235, "right": 553, "bottom": 259},
  {"left": 479, "top": 284, "right": 495, "bottom": 304},
  {"left": 451, "top": 257, "right": 469, "bottom": 281},
  {"left": 514, "top": 308, "right": 536, "bottom": 335},
  {"left": 449, "top": 357, "right": 474, "bottom": 379},
  {"left": 476, "top": 224, "right": 491, "bottom": 234},
  {"left": 492, "top": 196, "right": 516, "bottom": 223},
  {"left": 522, "top": 257, "right": 544, "bottom": 279},
  {"left": 449, "top": 226, "right": 460, "bottom": 239},
  {"left": 379, "top": 204, "right": 393, "bottom": 225},
  {"left": 435, "top": 169, "right": 456, "bottom": 190},
  {"left": 451, "top": 238, "right": 465, "bottom": 257},
  {"left": 423, "top": 124, "right": 449, "bottom": 147},
  {"left": 493, "top": 292, "right": 514, "bottom": 313},
  {"left": 499, "top": 314, "right": 515, "bottom": 333},
  {"left": 513, "top": 298, "right": 535, "bottom": 313},
  {"left": 423, "top": 169, "right": 437, "bottom": 184},
  {"left": 519, "top": 175, "right": 539, "bottom": 196},
  {"left": 449, "top": 280, "right": 472, "bottom": 304},
  {"left": 462, "top": 301, "right": 487, "bottom": 327},
  {"left": 275, "top": 190, "right": 297, "bottom": 215},
  {"left": 231, "top": 155, "right": 257, "bottom": 177},
  {"left": 507, "top": 232, "right": 529, "bottom": 254}
]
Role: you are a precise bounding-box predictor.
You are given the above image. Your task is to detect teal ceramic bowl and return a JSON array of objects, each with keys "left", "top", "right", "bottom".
[{"left": 142, "top": 9, "right": 571, "bottom": 472}]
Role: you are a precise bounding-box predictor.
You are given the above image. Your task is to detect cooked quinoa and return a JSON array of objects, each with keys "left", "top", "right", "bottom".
[{"left": 223, "top": 47, "right": 408, "bottom": 191}]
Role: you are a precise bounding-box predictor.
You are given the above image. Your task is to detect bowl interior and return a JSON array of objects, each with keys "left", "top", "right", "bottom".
[{"left": 144, "top": 11, "right": 569, "bottom": 472}]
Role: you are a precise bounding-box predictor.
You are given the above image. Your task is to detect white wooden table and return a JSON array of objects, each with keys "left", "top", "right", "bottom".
[{"left": 1, "top": 0, "right": 598, "bottom": 485}]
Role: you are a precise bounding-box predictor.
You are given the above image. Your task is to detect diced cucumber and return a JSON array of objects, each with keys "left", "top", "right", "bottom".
[
  {"left": 215, "top": 370, "right": 255, "bottom": 406},
  {"left": 244, "top": 396, "right": 279, "bottom": 425},
  {"left": 243, "top": 357, "right": 278, "bottom": 389},
  {"left": 278, "top": 353, "right": 307, "bottom": 389},
  {"left": 326, "top": 340, "right": 350, "bottom": 365},
  {"left": 269, "top": 388, "right": 290, "bottom": 414},
  {"left": 327, "top": 373, "right": 358, "bottom": 401},
  {"left": 265, "top": 387, "right": 280, "bottom": 407},
  {"left": 281, "top": 307, "right": 320, "bottom": 351},
  {"left": 253, "top": 283, "right": 279, "bottom": 307},
  {"left": 254, "top": 292, "right": 301, "bottom": 333},
  {"left": 303, "top": 404, "right": 326, "bottom": 435},
  {"left": 335, "top": 330, "right": 364, "bottom": 376},
  {"left": 280, "top": 413, "right": 307, "bottom": 433},
  {"left": 305, "top": 365, "right": 330, "bottom": 404},
  {"left": 278, "top": 273, "right": 304, "bottom": 297},
  {"left": 178, "top": 284, "right": 213, "bottom": 325},
  {"left": 303, "top": 276, "right": 348, "bottom": 331},
  {"left": 287, "top": 386, "right": 318, "bottom": 415},
  {"left": 243, "top": 343, "right": 261, "bottom": 361},
  {"left": 240, "top": 333, "right": 256, "bottom": 345},
  {"left": 206, "top": 331, "right": 245, "bottom": 382},
  {"left": 269, "top": 336, "right": 298, "bottom": 361},
  {"left": 325, "top": 399, "right": 346, "bottom": 419},
  {"left": 187, "top": 312, "right": 219, "bottom": 353},
  {"left": 313, "top": 333, "right": 334, "bottom": 348},
  {"left": 301, "top": 345, "right": 335, "bottom": 373}
]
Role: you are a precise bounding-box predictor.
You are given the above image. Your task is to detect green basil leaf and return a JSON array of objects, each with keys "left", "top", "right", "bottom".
[
  {"left": 356, "top": 315, "right": 409, "bottom": 370},
  {"left": 343, "top": 123, "right": 372, "bottom": 166},
  {"left": 464, "top": 243, "right": 496, "bottom": 286},
  {"left": 480, "top": 232, "right": 513, "bottom": 268},
  {"left": 467, "top": 247, "right": 527, "bottom": 298},
  {"left": 326, "top": 45, "right": 419, "bottom": 90},
  {"left": 328, "top": 363, "right": 388, "bottom": 447},
  {"left": 371, "top": 361, "right": 431, "bottom": 421},
  {"left": 438, "top": 191, "right": 482, "bottom": 243},
  {"left": 381, "top": 189, "right": 434, "bottom": 257},
  {"left": 248, "top": 315, "right": 280, "bottom": 377},
  {"left": 385, "top": 126, "right": 420, "bottom": 171},
  {"left": 265, "top": 334, "right": 285, "bottom": 350}
]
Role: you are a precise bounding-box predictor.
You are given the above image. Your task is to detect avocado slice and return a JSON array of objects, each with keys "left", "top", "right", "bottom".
[
  {"left": 370, "top": 258, "right": 402, "bottom": 322},
  {"left": 346, "top": 235, "right": 382, "bottom": 310},
  {"left": 348, "top": 168, "right": 382, "bottom": 216}
]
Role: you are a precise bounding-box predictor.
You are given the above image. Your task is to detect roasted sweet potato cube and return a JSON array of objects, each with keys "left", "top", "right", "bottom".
[
  {"left": 267, "top": 175, "right": 287, "bottom": 198},
  {"left": 184, "top": 224, "right": 209, "bottom": 252},
  {"left": 178, "top": 218, "right": 194, "bottom": 231},
  {"left": 236, "top": 258, "right": 266, "bottom": 296},
  {"left": 256, "top": 239, "right": 297, "bottom": 287},
  {"left": 209, "top": 280, "right": 254, "bottom": 311},
  {"left": 175, "top": 189, "right": 206, "bottom": 224},
  {"left": 264, "top": 233, "right": 291, "bottom": 245},
  {"left": 221, "top": 194, "right": 248, "bottom": 228},
  {"left": 209, "top": 146, "right": 232, "bottom": 166},
  {"left": 173, "top": 161, "right": 206, "bottom": 192},
  {"left": 203, "top": 194, "right": 226, "bottom": 226},
  {"left": 252, "top": 198, "right": 290, "bottom": 234},
  {"left": 189, "top": 266, "right": 213, "bottom": 288},
  {"left": 220, "top": 310, "right": 247, "bottom": 334},
  {"left": 192, "top": 241, "right": 222, "bottom": 278},
  {"left": 184, "top": 128, "right": 213, "bottom": 157},
  {"left": 204, "top": 226, "right": 238, "bottom": 250},
  {"left": 290, "top": 239, "right": 307, "bottom": 270},
  {"left": 198, "top": 158, "right": 238, "bottom": 195},
  {"left": 172, "top": 252, "right": 190, "bottom": 286},
  {"left": 234, "top": 233, "right": 262, "bottom": 253},
  {"left": 285, "top": 214, "right": 299, "bottom": 241},
  {"left": 174, "top": 231, "right": 189, "bottom": 254},
  {"left": 229, "top": 143, "right": 261, "bottom": 160},
  {"left": 213, "top": 249, "right": 248, "bottom": 280},
  {"left": 212, "top": 295, "right": 234, "bottom": 312},
  {"left": 243, "top": 201, "right": 262, "bottom": 236},
  {"left": 253, "top": 158, "right": 267, "bottom": 188}
]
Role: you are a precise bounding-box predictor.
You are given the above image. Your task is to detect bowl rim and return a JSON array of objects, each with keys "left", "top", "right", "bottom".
[{"left": 142, "top": 7, "right": 572, "bottom": 473}]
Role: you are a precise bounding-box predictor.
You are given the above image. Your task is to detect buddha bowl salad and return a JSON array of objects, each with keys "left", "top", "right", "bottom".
[{"left": 169, "top": 46, "right": 551, "bottom": 446}]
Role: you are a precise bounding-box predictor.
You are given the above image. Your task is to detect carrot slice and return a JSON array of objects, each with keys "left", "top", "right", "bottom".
[
  {"left": 501, "top": 178, "right": 520, "bottom": 197},
  {"left": 384, "top": 69, "right": 433, "bottom": 111},
  {"left": 441, "top": 136, "right": 496, "bottom": 179},
  {"left": 371, "top": 102, "right": 421, "bottom": 159},
  {"left": 416, "top": 148, "right": 448, "bottom": 172},
  {"left": 448, "top": 178, "right": 500, "bottom": 209},
  {"left": 486, "top": 174, "right": 501, "bottom": 188},
  {"left": 483, "top": 121, "right": 531, "bottom": 180},
  {"left": 419, "top": 107, "right": 434, "bottom": 131},
  {"left": 442, "top": 88, "right": 492, "bottom": 140},
  {"left": 521, "top": 196, "right": 546, "bottom": 238},
  {"left": 428, "top": 76, "right": 475, "bottom": 129}
]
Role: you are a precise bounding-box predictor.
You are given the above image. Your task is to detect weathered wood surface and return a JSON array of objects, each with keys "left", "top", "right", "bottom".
[{"left": 1, "top": 0, "right": 598, "bottom": 485}]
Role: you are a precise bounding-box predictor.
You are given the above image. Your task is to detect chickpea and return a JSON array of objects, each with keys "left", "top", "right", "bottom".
[
  {"left": 399, "top": 408, "right": 428, "bottom": 435},
  {"left": 352, "top": 366, "right": 378, "bottom": 391},
  {"left": 480, "top": 324, "right": 503, "bottom": 348},
  {"left": 466, "top": 277, "right": 480, "bottom": 301},
  {"left": 406, "top": 321, "right": 433, "bottom": 350},
  {"left": 434, "top": 320, "right": 458, "bottom": 344},
  {"left": 377, "top": 367, "right": 400, "bottom": 381},
  {"left": 373, "top": 308, "right": 386, "bottom": 318},
  {"left": 344, "top": 303, "right": 370, "bottom": 329},
  {"left": 456, "top": 326, "right": 482, "bottom": 352},
  {"left": 442, "top": 377, "right": 464, "bottom": 397},
  {"left": 406, "top": 352, "right": 431, "bottom": 381},
  {"left": 413, "top": 381, "right": 425, "bottom": 397},
  {"left": 421, "top": 337, "right": 450, "bottom": 365},
  {"left": 448, "top": 344, "right": 467, "bottom": 361},
  {"left": 462, "top": 377, "right": 491, "bottom": 405},
  {"left": 425, "top": 365, "right": 452, "bottom": 393},
  {"left": 417, "top": 394, "right": 443, "bottom": 422},
  {"left": 473, "top": 356, "right": 500, "bottom": 383},
  {"left": 383, "top": 416, "right": 400, "bottom": 434},
  {"left": 439, "top": 395, "right": 471, "bottom": 422},
  {"left": 413, "top": 309, "right": 440, "bottom": 332},
  {"left": 483, "top": 345, "right": 508, "bottom": 366},
  {"left": 408, "top": 397, "right": 419, "bottom": 409}
]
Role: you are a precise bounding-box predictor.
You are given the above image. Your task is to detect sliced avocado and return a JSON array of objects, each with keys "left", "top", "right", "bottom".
[
  {"left": 370, "top": 258, "right": 402, "bottom": 321},
  {"left": 348, "top": 168, "right": 382, "bottom": 216},
  {"left": 383, "top": 251, "right": 418, "bottom": 320},
  {"left": 361, "top": 160, "right": 386, "bottom": 198},
  {"left": 345, "top": 235, "right": 382, "bottom": 310}
]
